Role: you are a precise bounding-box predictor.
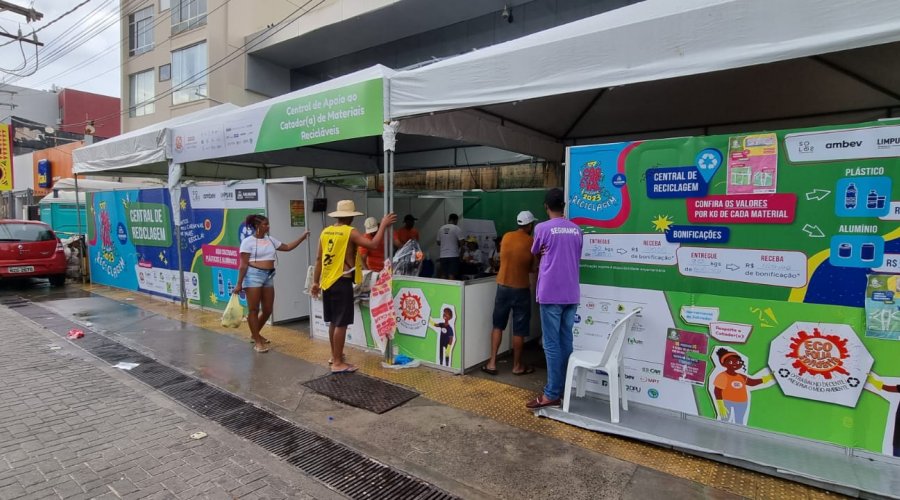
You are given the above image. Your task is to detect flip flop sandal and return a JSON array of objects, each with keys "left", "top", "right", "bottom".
[
  {"left": 331, "top": 365, "right": 358, "bottom": 374},
  {"left": 249, "top": 339, "right": 272, "bottom": 344},
  {"left": 327, "top": 355, "right": 347, "bottom": 365},
  {"left": 525, "top": 396, "right": 561, "bottom": 409},
  {"left": 480, "top": 365, "right": 498, "bottom": 376},
  {"left": 512, "top": 366, "right": 535, "bottom": 376},
  {"left": 253, "top": 345, "right": 269, "bottom": 353}
]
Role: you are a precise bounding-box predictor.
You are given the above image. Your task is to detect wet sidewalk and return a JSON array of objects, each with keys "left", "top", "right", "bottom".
[
  {"left": 2, "top": 281, "right": 838, "bottom": 499},
  {"left": 0, "top": 301, "right": 337, "bottom": 500}
]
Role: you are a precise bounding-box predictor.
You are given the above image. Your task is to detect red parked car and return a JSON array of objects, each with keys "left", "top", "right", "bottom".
[{"left": 0, "top": 220, "right": 67, "bottom": 287}]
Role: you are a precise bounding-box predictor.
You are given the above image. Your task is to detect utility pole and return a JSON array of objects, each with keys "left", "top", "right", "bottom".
[
  {"left": 0, "top": 1, "right": 42, "bottom": 22},
  {"left": 0, "top": 1, "right": 44, "bottom": 46}
]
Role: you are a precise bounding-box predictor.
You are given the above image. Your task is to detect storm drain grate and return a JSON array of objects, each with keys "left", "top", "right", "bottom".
[
  {"left": 303, "top": 373, "right": 419, "bottom": 414},
  {"left": 128, "top": 361, "right": 192, "bottom": 389},
  {"left": 160, "top": 379, "right": 251, "bottom": 420},
  {"left": 6, "top": 298, "right": 458, "bottom": 500},
  {"left": 0, "top": 297, "right": 29, "bottom": 308}
]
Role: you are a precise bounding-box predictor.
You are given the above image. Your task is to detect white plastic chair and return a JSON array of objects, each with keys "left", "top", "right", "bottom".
[{"left": 562, "top": 307, "right": 642, "bottom": 423}]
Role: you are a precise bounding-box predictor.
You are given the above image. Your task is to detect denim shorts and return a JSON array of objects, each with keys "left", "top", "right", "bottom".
[
  {"left": 243, "top": 266, "right": 275, "bottom": 288},
  {"left": 492, "top": 285, "right": 531, "bottom": 336}
]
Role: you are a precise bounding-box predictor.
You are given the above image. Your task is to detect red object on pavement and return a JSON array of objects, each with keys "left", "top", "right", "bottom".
[{"left": 67, "top": 329, "right": 84, "bottom": 340}]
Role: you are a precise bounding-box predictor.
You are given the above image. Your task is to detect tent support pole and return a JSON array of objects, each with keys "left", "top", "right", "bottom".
[
  {"left": 74, "top": 173, "right": 86, "bottom": 285},
  {"left": 168, "top": 161, "right": 187, "bottom": 310},
  {"left": 383, "top": 149, "right": 391, "bottom": 364}
]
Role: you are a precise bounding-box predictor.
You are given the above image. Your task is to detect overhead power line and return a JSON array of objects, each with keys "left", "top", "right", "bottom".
[
  {"left": 0, "top": 0, "right": 91, "bottom": 48},
  {"left": 0, "top": 0, "right": 139, "bottom": 85},
  {"left": 0, "top": 0, "right": 42, "bottom": 22},
  {"left": 66, "top": 0, "right": 327, "bottom": 129},
  {"left": 0, "top": 0, "right": 42, "bottom": 48}
]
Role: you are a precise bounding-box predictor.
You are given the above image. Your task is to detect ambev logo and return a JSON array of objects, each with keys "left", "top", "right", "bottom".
[{"left": 825, "top": 140, "right": 862, "bottom": 149}]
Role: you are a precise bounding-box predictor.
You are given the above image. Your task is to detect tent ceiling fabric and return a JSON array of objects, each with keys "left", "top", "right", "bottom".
[
  {"left": 477, "top": 43, "right": 900, "bottom": 142},
  {"left": 388, "top": 0, "right": 900, "bottom": 140},
  {"left": 72, "top": 104, "right": 239, "bottom": 175}
]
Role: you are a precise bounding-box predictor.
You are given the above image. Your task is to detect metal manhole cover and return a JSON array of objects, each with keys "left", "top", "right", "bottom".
[{"left": 303, "top": 373, "right": 419, "bottom": 414}]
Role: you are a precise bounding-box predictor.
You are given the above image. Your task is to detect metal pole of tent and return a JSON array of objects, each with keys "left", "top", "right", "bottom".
[
  {"left": 387, "top": 149, "right": 395, "bottom": 363},
  {"left": 383, "top": 149, "right": 391, "bottom": 364},
  {"left": 74, "top": 173, "right": 86, "bottom": 285},
  {"left": 169, "top": 161, "right": 187, "bottom": 310},
  {"left": 175, "top": 192, "right": 186, "bottom": 310}
]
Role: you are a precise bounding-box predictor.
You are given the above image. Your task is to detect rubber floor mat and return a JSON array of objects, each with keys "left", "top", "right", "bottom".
[{"left": 303, "top": 373, "right": 419, "bottom": 414}]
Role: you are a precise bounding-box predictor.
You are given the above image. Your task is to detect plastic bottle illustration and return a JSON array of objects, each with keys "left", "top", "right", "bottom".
[
  {"left": 217, "top": 271, "right": 224, "bottom": 297},
  {"left": 844, "top": 182, "right": 857, "bottom": 210},
  {"left": 227, "top": 279, "right": 234, "bottom": 296},
  {"left": 867, "top": 189, "right": 878, "bottom": 209}
]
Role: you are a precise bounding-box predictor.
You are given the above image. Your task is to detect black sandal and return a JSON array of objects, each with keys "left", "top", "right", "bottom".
[
  {"left": 512, "top": 366, "right": 535, "bottom": 376},
  {"left": 480, "top": 365, "right": 498, "bottom": 376}
]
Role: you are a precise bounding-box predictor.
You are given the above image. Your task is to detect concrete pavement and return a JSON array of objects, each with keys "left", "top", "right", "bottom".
[
  {"left": 0, "top": 280, "right": 829, "bottom": 499},
  {"left": 0, "top": 303, "right": 340, "bottom": 500}
]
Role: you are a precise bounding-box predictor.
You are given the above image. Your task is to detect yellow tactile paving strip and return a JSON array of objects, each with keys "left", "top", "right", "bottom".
[{"left": 84, "top": 285, "right": 840, "bottom": 500}]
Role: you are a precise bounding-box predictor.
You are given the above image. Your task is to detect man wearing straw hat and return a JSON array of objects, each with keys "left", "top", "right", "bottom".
[{"left": 311, "top": 200, "right": 396, "bottom": 373}]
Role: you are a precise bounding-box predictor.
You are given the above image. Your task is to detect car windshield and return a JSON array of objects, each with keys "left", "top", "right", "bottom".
[{"left": 0, "top": 223, "right": 55, "bottom": 242}]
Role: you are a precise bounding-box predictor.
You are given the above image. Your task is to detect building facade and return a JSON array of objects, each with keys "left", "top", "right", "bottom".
[
  {"left": 120, "top": 0, "right": 638, "bottom": 132},
  {"left": 58, "top": 89, "right": 120, "bottom": 138}
]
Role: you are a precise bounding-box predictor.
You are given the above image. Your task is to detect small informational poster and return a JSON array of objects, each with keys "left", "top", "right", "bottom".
[
  {"left": 663, "top": 328, "right": 709, "bottom": 384},
  {"left": 369, "top": 263, "right": 396, "bottom": 352},
  {"left": 290, "top": 200, "right": 305, "bottom": 227},
  {"left": 726, "top": 133, "right": 778, "bottom": 195},
  {"left": 865, "top": 274, "right": 900, "bottom": 340}
]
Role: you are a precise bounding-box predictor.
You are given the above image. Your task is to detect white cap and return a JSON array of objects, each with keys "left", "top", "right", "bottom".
[
  {"left": 364, "top": 217, "right": 378, "bottom": 233},
  {"left": 516, "top": 210, "right": 536, "bottom": 225}
]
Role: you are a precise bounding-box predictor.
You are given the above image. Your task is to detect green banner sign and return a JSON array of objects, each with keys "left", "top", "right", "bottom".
[
  {"left": 126, "top": 202, "right": 171, "bottom": 247},
  {"left": 256, "top": 79, "right": 383, "bottom": 153}
]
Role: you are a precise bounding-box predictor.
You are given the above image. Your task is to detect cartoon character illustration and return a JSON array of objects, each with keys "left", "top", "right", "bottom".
[
  {"left": 429, "top": 306, "right": 456, "bottom": 367},
  {"left": 866, "top": 373, "right": 900, "bottom": 457},
  {"left": 709, "top": 347, "right": 773, "bottom": 425}
]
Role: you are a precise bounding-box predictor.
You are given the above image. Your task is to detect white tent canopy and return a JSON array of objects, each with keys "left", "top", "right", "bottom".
[
  {"left": 389, "top": 0, "right": 900, "bottom": 160},
  {"left": 50, "top": 178, "right": 164, "bottom": 192},
  {"left": 72, "top": 104, "right": 239, "bottom": 176}
]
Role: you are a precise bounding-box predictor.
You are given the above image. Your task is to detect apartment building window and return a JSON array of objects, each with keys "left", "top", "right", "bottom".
[
  {"left": 171, "top": 42, "right": 207, "bottom": 105},
  {"left": 128, "top": 6, "right": 154, "bottom": 56},
  {"left": 129, "top": 69, "right": 155, "bottom": 117},
  {"left": 159, "top": 63, "right": 171, "bottom": 82},
  {"left": 171, "top": 0, "right": 206, "bottom": 35},
  {"left": 160, "top": 0, "right": 170, "bottom": 10}
]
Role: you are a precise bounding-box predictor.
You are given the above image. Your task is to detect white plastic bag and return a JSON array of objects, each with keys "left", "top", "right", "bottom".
[{"left": 221, "top": 294, "right": 243, "bottom": 328}]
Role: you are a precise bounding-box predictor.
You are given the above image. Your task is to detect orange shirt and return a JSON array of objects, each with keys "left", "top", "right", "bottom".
[
  {"left": 714, "top": 372, "right": 749, "bottom": 402},
  {"left": 496, "top": 229, "right": 533, "bottom": 289},
  {"left": 395, "top": 227, "right": 419, "bottom": 246},
  {"left": 359, "top": 233, "right": 385, "bottom": 271}
]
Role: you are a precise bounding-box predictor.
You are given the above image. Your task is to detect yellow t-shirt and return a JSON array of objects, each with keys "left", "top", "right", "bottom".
[{"left": 319, "top": 225, "right": 362, "bottom": 290}]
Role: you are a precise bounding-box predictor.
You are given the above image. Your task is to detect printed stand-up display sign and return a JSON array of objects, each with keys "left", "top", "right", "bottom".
[
  {"left": 567, "top": 120, "right": 900, "bottom": 457},
  {"left": 309, "top": 275, "right": 463, "bottom": 370}
]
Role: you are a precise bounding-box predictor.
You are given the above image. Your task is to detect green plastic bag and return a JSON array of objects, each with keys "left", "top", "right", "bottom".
[{"left": 221, "top": 294, "right": 243, "bottom": 328}]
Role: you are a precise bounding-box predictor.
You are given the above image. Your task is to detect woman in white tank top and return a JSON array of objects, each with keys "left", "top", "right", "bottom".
[{"left": 234, "top": 214, "right": 309, "bottom": 352}]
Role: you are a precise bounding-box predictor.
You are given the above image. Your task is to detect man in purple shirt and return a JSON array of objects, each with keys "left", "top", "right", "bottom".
[{"left": 526, "top": 188, "right": 583, "bottom": 409}]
